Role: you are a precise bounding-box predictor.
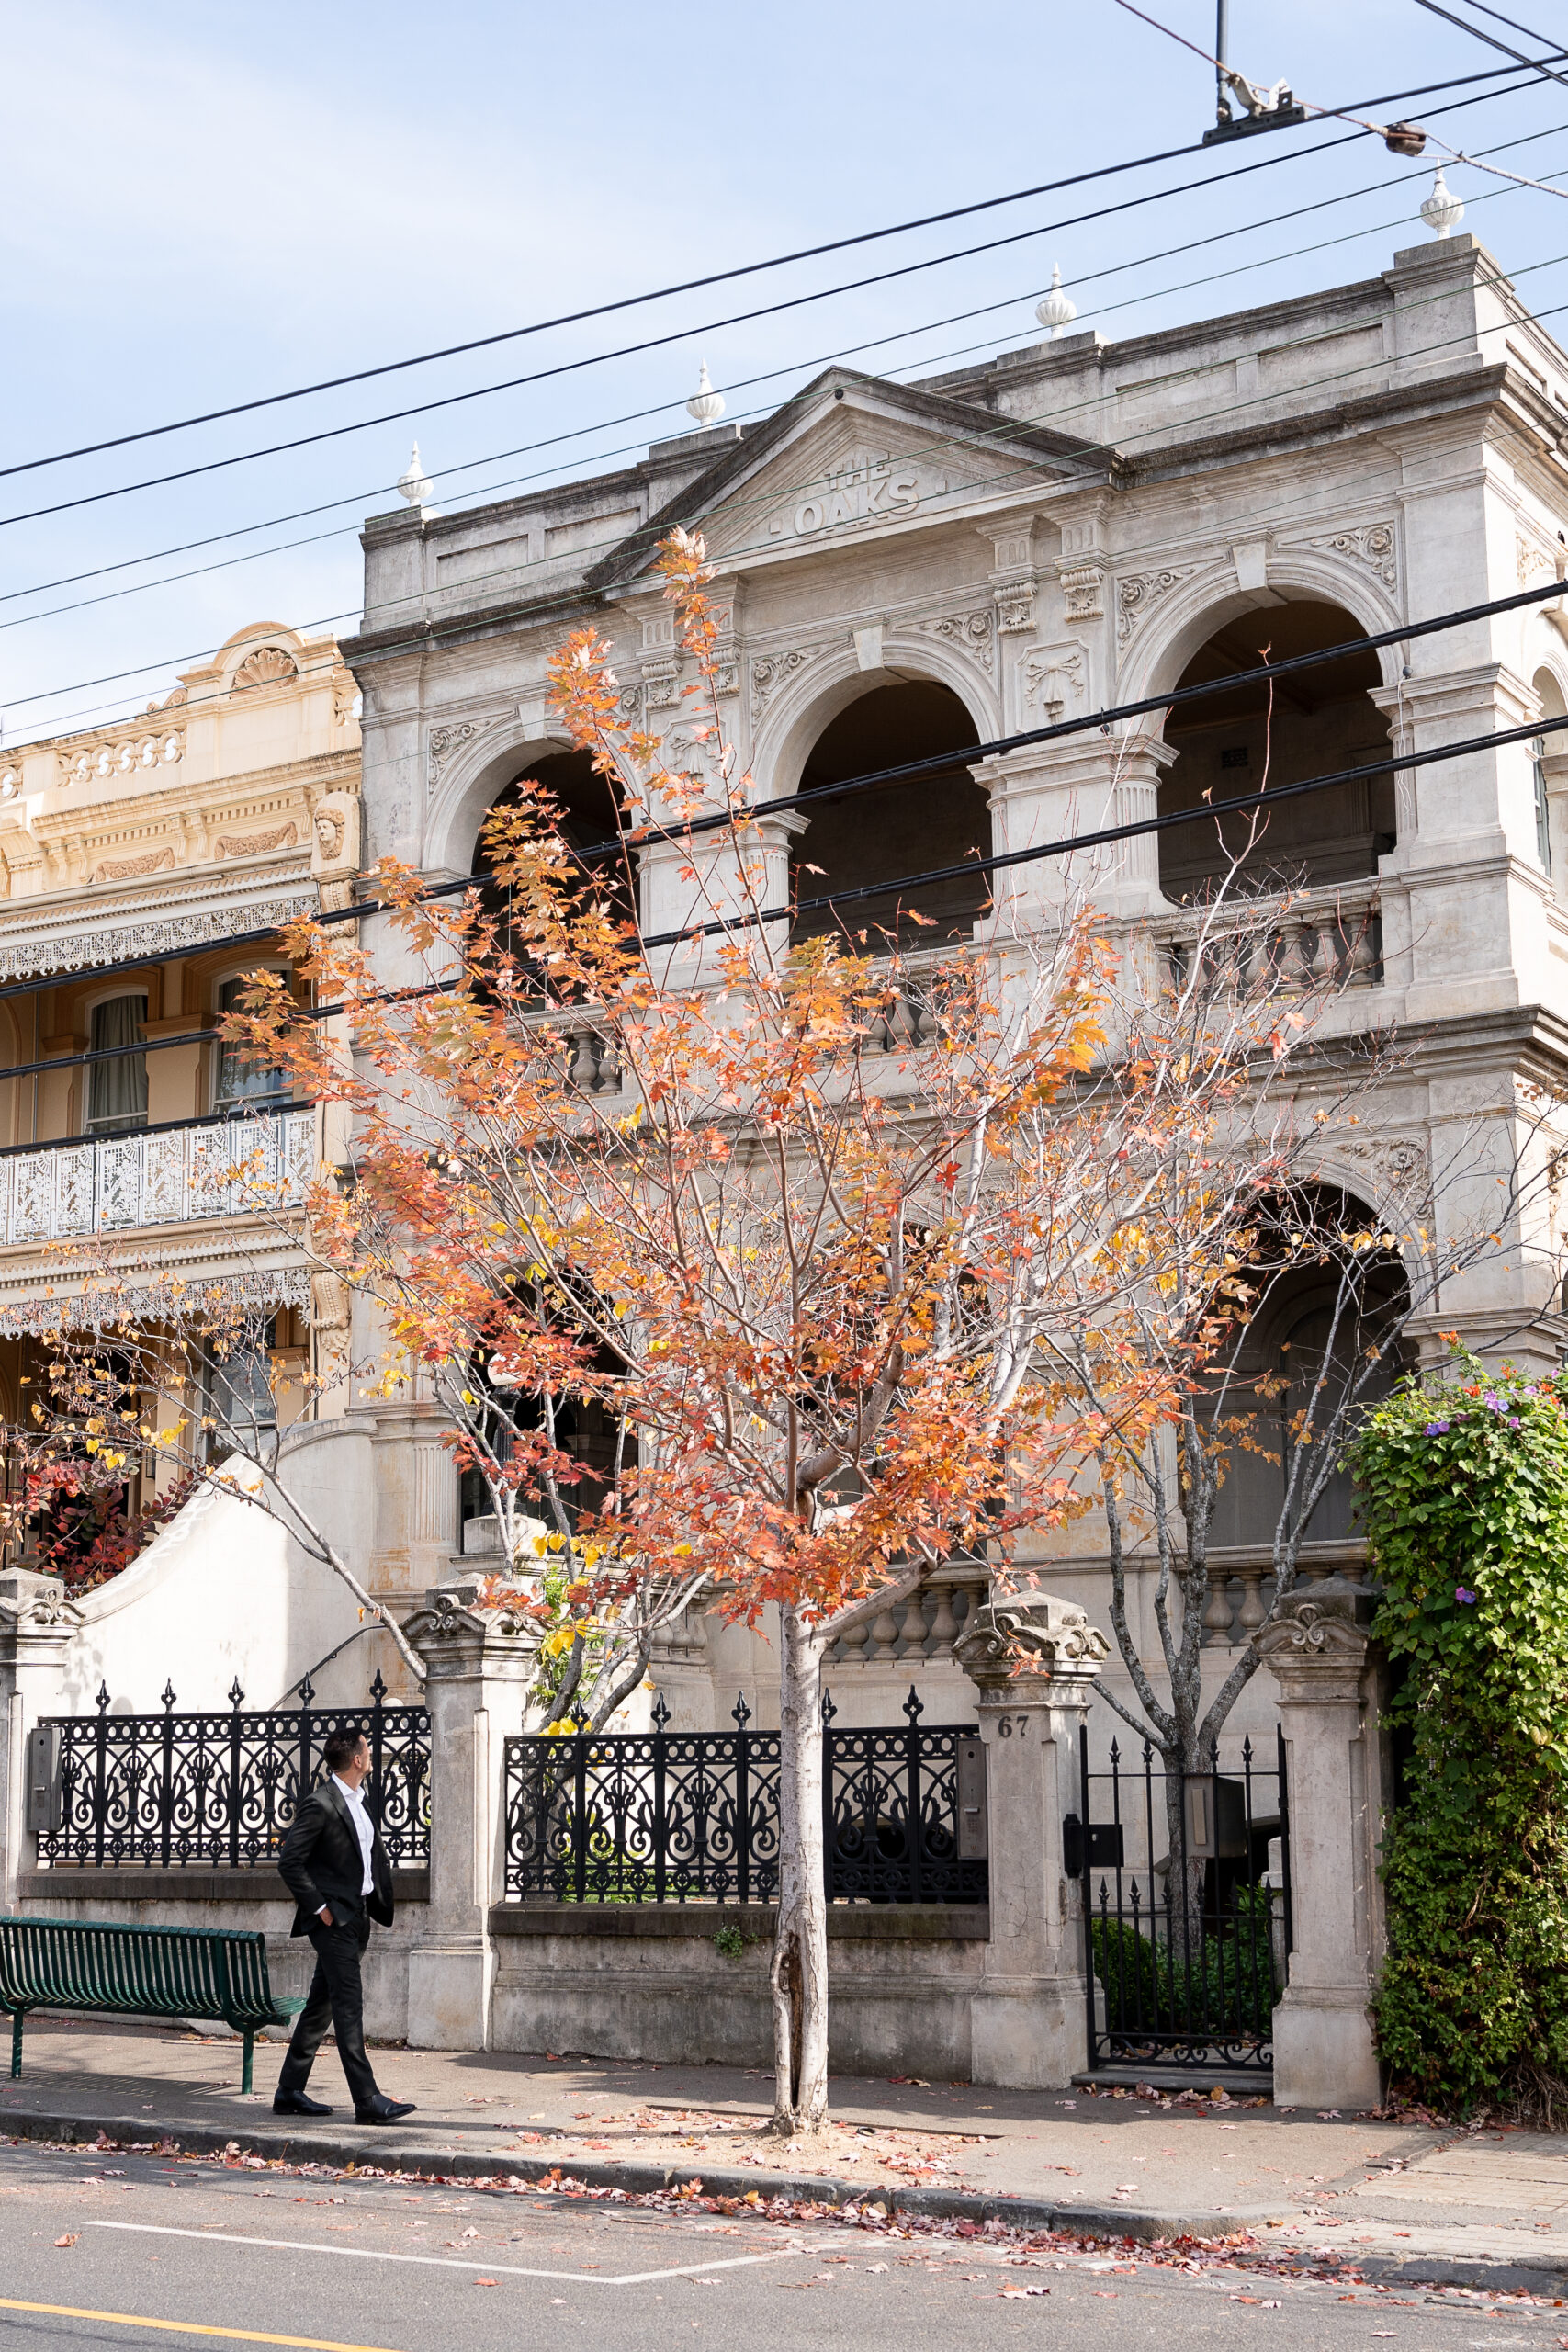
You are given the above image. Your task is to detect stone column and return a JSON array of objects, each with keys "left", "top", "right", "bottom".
[
  {"left": 955, "top": 1592, "right": 1109, "bottom": 2089},
  {"left": 400, "top": 1584, "right": 542, "bottom": 2051},
  {"left": 0, "top": 1573, "right": 80, "bottom": 1911},
  {"left": 1256, "top": 1577, "right": 1383, "bottom": 2110}
]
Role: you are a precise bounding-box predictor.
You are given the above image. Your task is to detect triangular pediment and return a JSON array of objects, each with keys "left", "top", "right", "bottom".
[{"left": 587, "top": 368, "right": 1112, "bottom": 590}]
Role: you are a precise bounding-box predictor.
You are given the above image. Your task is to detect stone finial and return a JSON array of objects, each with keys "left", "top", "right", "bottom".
[
  {"left": 954, "top": 1589, "right": 1110, "bottom": 1692},
  {"left": 1420, "top": 166, "right": 1463, "bottom": 240},
  {"left": 1035, "top": 265, "right": 1077, "bottom": 339},
  {"left": 685, "top": 358, "right": 726, "bottom": 428},
  {"left": 398, "top": 444, "right": 434, "bottom": 511}
]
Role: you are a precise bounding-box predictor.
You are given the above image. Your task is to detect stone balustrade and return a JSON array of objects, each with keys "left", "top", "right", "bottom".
[
  {"left": 823, "top": 1564, "right": 986, "bottom": 1667},
  {"left": 1158, "top": 880, "right": 1382, "bottom": 996},
  {"left": 1194, "top": 1542, "right": 1371, "bottom": 1644}
]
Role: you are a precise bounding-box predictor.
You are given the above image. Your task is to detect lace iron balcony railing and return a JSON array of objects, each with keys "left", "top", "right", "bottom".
[{"left": 0, "top": 1106, "right": 313, "bottom": 1245}]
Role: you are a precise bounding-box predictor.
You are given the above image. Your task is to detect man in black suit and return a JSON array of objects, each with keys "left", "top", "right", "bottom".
[{"left": 274, "top": 1725, "right": 415, "bottom": 2125}]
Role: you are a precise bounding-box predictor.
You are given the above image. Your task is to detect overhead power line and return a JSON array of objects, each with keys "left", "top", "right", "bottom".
[
  {"left": 10, "top": 235, "right": 1568, "bottom": 732},
  {"left": 3, "top": 50, "right": 1556, "bottom": 491},
  {"left": 18, "top": 692, "right": 1562, "bottom": 1089},
  {"left": 4, "top": 51, "right": 1563, "bottom": 537},
  {"left": 7, "top": 99, "right": 1568, "bottom": 643},
  {"left": 0, "top": 571, "right": 1560, "bottom": 1041}
]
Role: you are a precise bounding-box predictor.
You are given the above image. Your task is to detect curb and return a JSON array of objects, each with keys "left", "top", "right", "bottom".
[
  {"left": 3, "top": 2103, "right": 1567, "bottom": 2291},
  {"left": 0, "top": 2101, "right": 1249, "bottom": 2237}
]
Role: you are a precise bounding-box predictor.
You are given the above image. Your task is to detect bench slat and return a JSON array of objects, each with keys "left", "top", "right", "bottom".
[{"left": 0, "top": 1917, "right": 295, "bottom": 2029}]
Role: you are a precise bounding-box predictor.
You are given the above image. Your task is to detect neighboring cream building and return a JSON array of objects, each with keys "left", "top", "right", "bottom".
[
  {"left": 0, "top": 623, "right": 363, "bottom": 1691},
  {"left": 334, "top": 226, "right": 1568, "bottom": 1737}
]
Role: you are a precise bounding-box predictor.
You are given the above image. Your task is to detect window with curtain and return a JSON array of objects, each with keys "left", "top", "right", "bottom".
[
  {"left": 85, "top": 995, "right": 148, "bottom": 1134},
  {"left": 214, "top": 976, "right": 291, "bottom": 1115}
]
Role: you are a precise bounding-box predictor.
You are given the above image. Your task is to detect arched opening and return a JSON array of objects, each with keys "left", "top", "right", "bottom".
[
  {"left": 1531, "top": 667, "right": 1565, "bottom": 887},
  {"left": 790, "top": 680, "right": 991, "bottom": 945},
  {"left": 457, "top": 1332, "right": 630, "bottom": 1545},
  {"left": 1204, "top": 1193, "right": 1405, "bottom": 1559},
  {"left": 475, "top": 747, "right": 634, "bottom": 933},
  {"left": 1159, "top": 600, "right": 1393, "bottom": 899}
]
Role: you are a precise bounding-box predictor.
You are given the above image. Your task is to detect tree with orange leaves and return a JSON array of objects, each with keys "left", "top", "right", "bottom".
[{"left": 91, "top": 529, "right": 1358, "bottom": 2132}]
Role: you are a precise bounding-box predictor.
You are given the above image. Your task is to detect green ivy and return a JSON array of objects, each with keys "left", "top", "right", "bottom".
[{"left": 1350, "top": 1351, "right": 1568, "bottom": 2114}]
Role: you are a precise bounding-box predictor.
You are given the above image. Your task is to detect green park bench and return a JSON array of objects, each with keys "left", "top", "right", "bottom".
[{"left": 0, "top": 1917, "right": 305, "bottom": 2095}]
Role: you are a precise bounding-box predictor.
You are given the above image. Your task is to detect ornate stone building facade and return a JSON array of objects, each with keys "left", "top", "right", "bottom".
[
  {"left": 0, "top": 620, "right": 360, "bottom": 1532},
  {"left": 335, "top": 229, "right": 1568, "bottom": 1735}
]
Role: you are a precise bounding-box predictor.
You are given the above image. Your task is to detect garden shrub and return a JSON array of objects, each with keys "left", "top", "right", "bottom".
[{"left": 1351, "top": 1354, "right": 1568, "bottom": 2116}]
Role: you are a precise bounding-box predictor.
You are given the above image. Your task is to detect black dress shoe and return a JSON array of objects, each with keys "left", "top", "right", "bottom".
[
  {"left": 355, "top": 2097, "right": 416, "bottom": 2125},
  {"left": 272, "top": 2090, "right": 333, "bottom": 2117}
]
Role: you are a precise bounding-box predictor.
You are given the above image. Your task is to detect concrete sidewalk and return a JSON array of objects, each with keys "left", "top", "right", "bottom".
[{"left": 4, "top": 2017, "right": 1568, "bottom": 2288}]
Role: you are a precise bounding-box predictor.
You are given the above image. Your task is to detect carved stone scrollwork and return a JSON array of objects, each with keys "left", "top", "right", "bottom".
[
  {"left": 1254, "top": 1576, "right": 1373, "bottom": 1703},
  {"left": 427, "top": 716, "right": 505, "bottom": 797},
  {"left": 953, "top": 1590, "right": 1111, "bottom": 1690},
  {"left": 1303, "top": 522, "right": 1397, "bottom": 590},
  {"left": 1021, "top": 643, "right": 1088, "bottom": 717},
  {"left": 920, "top": 608, "right": 996, "bottom": 673},
  {"left": 1116, "top": 568, "right": 1191, "bottom": 644},
  {"left": 750, "top": 647, "right": 820, "bottom": 711}
]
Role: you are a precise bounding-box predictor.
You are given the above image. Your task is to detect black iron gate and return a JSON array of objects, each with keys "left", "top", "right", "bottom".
[{"left": 1069, "top": 1729, "right": 1291, "bottom": 2075}]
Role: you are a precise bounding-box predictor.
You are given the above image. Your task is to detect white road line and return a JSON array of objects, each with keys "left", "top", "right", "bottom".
[{"left": 79, "top": 2219, "right": 811, "bottom": 2287}]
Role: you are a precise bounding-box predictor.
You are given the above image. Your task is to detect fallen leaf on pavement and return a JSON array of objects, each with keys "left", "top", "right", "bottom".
[{"left": 53, "top": 2235, "right": 77, "bottom": 2248}]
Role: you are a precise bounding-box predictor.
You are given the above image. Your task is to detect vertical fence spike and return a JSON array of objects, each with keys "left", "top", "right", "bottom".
[
  {"left": 903, "top": 1684, "right": 924, "bottom": 1723},
  {"left": 650, "top": 1692, "right": 671, "bottom": 1731},
  {"left": 368, "top": 1668, "right": 388, "bottom": 1705},
  {"left": 227, "top": 1678, "right": 245, "bottom": 1711},
  {"left": 731, "top": 1691, "right": 751, "bottom": 1729},
  {"left": 95, "top": 1682, "right": 110, "bottom": 1713},
  {"left": 820, "top": 1688, "right": 837, "bottom": 1725},
  {"left": 160, "top": 1680, "right": 176, "bottom": 1713},
  {"left": 298, "top": 1674, "right": 314, "bottom": 1709}
]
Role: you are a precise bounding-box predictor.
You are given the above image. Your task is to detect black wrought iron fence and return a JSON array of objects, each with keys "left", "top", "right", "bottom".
[
  {"left": 502, "top": 1688, "right": 987, "bottom": 1906},
  {"left": 1069, "top": 1729, "right": 1290, "bottom": 2075},
  {"left": 33, "top": 1672, "right": 430, "bottom": 1871}
]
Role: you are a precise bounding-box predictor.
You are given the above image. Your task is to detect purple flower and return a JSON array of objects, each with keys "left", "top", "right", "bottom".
[
  {"left": 1425, "top": 1419, "right": 1450, "bottom": 1435},
  {"left": 1455, "top": 1586, "right": 1477, "bottom": 1604},
  {"left": 1508, "top": 1416, "right": 1522, "bottom": 1429},
  {"left": 1483, "top": 1391, "right": 1505, "bottom": 1412}
]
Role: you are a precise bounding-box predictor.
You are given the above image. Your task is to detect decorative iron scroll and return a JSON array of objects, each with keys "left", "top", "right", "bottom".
[
  {"left": 35, "top": 1672, "right": 430, "bottom": 1871},
  {"left": 502, "top": 1687, "right": 986, "bottom": 1906}
]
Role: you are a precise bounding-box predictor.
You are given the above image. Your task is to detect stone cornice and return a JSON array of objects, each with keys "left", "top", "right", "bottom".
[{"left": 1120, "top": 364, "right": 1510, "bottom": 492}]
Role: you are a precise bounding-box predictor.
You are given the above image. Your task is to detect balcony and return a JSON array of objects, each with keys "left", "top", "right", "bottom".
[
  {"left": 0, "top": 1106, "right": 314, "bottom": 1244},
  {"left": 1156, "top": 878, "right": 1383, "bottom": 995}
]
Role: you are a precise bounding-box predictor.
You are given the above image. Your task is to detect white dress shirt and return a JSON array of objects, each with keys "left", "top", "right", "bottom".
[{"left": 332, "top": 1773, "right": 375, "bottom": 1895}]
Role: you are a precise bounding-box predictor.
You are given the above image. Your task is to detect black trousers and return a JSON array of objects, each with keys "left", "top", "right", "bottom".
[{"left": 276, "top": 1914, "right": 379, "bottom": 2110}]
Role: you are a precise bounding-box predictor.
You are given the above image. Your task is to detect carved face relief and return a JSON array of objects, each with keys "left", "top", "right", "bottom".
[{"left": 314, "top": 810, "right": 345, "bottom": 857}]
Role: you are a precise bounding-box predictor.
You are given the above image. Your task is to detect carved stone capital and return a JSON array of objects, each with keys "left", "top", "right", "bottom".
[
  {"left": 954, "top": 1590, "right": 1110, "bottom": 1695},
  {"left": 1256, "top": 1576, "right": 1373, "bottom": 1703},
  {"left": 0, "top": 1569, "right": 82, "bottom": 1655},
  {"left": 404, "top": 1582, "right": 544, "bottom": 1682}
]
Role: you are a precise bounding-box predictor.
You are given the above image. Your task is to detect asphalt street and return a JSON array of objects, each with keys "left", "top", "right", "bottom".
[{"left": 0, "top": 2142, "right": 1565, "bottom": 2352}]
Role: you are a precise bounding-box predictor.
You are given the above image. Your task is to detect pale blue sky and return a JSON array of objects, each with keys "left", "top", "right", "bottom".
[{"left": 5, "top": 0, "right": 1568, "bottom": 742}]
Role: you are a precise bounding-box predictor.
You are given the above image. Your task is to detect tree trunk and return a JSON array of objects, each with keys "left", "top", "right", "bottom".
[{"left": 771, "top": 1605, "right": 829, "bottom": 2135}]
